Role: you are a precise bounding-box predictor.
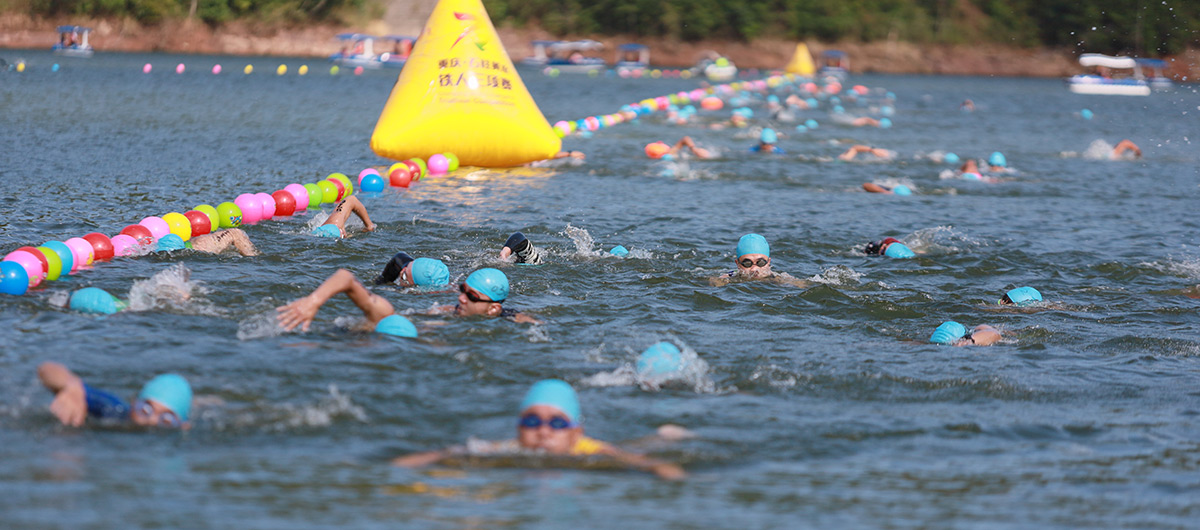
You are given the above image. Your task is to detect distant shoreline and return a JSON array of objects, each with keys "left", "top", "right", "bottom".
[{"left": 3, "top": 14, "right": 1196, "bottom": 80}]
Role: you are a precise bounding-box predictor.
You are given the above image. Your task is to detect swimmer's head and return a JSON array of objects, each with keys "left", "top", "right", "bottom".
[
  {"left": 70, "top": 287, "right": 127, "bottom": 315},
  {"left": 988, "top": 151, "right": 1007, "bottom": 167},
  {"left": 943, "top": 152, "right": 960, "bottom": 164},
  {"left": 999, "top": 286, "right": 1042, "bottom": 306},
  {"left": 375, "top": 314, "right": 418, "bottom": 338},
  {"left": 411, "top": 258, "right": 450, "bottom": 287},
  {"left": 517, "top": 379, "right": 582, "bottom": 453},
  {"left": 312, "top": 224, "right": 341, "bottom": 238},
  {"left": 645, "top": 141, "right": 671, "bottom": 159},
  {"left": 457, "top": 268, "right": 508, "bottom": 317},
  {"left": 864, "top": 237, "right": 901, "bottom": 255},
  {"left": 737, "top": 234, "right": 770, "bottom": 259},
  {"left": 156, "top": 234, "right": 186, "bottom": 252},
  {"left": 637, "top": 342, "right": 684, "bottom": 379},
  {"left": 736, "top": 233, "right": 772, "bottom": 277},
  {"left": 374, "top": 251, "right": 414, "bottom": 285},
  {"left": 929, "top": 321, "right": 967, "bottom": 345},
  {"left": 134, "top": 373, "right": 192, "bottom": 427},
  {"left": 883, "top": 242, "right": 916, "bottom": 259},
  {"left": 891, "top": 185, "right": 912, "bottom": 196},
  {"left": 610, "top": 245, "right": 629, "bottom": 257},
  {"left": 760, "top": 128, "right": 778, "bottom": 145}
]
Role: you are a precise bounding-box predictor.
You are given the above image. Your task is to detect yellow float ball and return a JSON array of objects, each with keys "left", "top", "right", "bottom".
[
  {"left": 161, "top": 212, "right": 193, "bottom": 241},
  {"left": 244, "top": 65, "right": 254, "bottom": 74},
  {"left": 317, "top": 180, "right": 338, "bottom": 204},
  {"left": 330, "top": 65, "right": 340, "bottom": 75},
  {"left": 299, "top": 65, "right": 309, "bottom": 75},
  {"left": 276, "top": 64, "right": 287, "bottom": 75}
]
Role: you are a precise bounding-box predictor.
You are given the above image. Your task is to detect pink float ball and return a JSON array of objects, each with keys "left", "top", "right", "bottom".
[
  {"left": 427, "top": 154, "right": 449, "bottom": 175},
  {"left": 175, "top": 63, "right": 185, "bottom": 74},
  {"left": 213, "top": 64, "right": 222, "bottom": 74},
  {"left": 2, "top": 250, "right": 44, "bottom": 287},
  {"left": 110, "top": 234, "right": 139, "bottom": 257},
  {"left": 255, "top": 192, "right": 276, "bottom": 220},
  {"left": 354, "top": 66, "right": 364, "bottom": 75},
  {"left": 234, "top": 193, "right": 262, "bottom": 225},
  {"left": 357, "top": 168, "right": 381, "bottom": 186},
  {"left": 64, "top": 237, "right": 95, "bottom": 272},
  {"left": 139, "top": 216, "right": 171, "bottom": 240},
  {"left": 284, "top": 183, "right": 310, "bottom": 211},
  {"left": 143, "top": 63, "right": 152, "bottom": 73}
]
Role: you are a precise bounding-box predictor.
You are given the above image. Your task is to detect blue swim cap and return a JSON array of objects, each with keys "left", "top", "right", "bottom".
[
  {"left": 138, "top": 374, "right": 193, "bottom": 421},
  {"left": 465, "top": 268, "right": 509, "bottom": 303},
  {"left": 930, "top": 321, "right": 967, "bottom": 345},
  {"left": 805, "top": 119, "right": 819, "bottom": 129},
  {"left": 1002, "top": 286, "right": 1042, "bottom": 306},
  {"left": 519, "top": 379, "right": 581, "bottom": 423},
  {"left": 156, "top": 234, "right": 186, "bottom": 252},
  {"left": 312, "top": 224, "right": 341, "bottom": 238},
  {"left": 944, "top": 152, "right": 960, "bottom": 164},
  {"left": 375, "top": 314, "right": 418, "bottom": 338},
  {"left": 883, "top": 242, "right": 916, "bottom": 258},
  {"left": 760, "top": 128, "right": 778, "bottom": 144},
  {"left": 795, "top": 125, "right": 808, "bottom": 132},
  {"left": 805, "top": 98, "right": 818, "bottom": 108},
  {"left": 1080, "top": 108, "right": 1093, "bottom": 120},
  {"left": 661, "top": 153, "right": 675, "bottom": 161},
  {"left": 70, "top": 287, "right": 127, "bottom": 315},
  {"left": 963, "top": 172, "right": 981, "bottom": 181},
  {"left": 988, "top": 151, "right": 1007, "bottom": 167},
  {"left": 610, "top": 245, "right": 629, "bottom": 257},
  {"left": 636, "top": 342, "right": 684, "bottom": 378},
  {"left": 892, "top": 185, "right": 912, "bottom": 196},
  {"left": 881, "top": 106, "right": 895, "bottom": 116},
  {"left": 879, "top": 118, "right": 892, "bottom": 128},
  {"left": 410, "top": 257, "right": 449, "bottom": 287},
  {"left": 832, "top": 105, "right": 845, "bottom": 114},
  {"left": 736, "top": 233, "right": 770, "bottom": 258}
]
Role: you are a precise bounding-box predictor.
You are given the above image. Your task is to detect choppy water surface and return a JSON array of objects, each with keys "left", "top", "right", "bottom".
[{"left": 2, "top": 50, "right": 1200, "bottom": 528}]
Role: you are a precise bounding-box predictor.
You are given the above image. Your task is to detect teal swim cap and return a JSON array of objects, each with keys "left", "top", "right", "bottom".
[
  {"left": 767, "top": 95, "right": 780, "bottom": 104},
  {"left": 879, "top": 118, "right": 892, "bottom": 128},
  {"left": 156, "top": 234, "right": 186, "bottom": 252},
  {"left": 519, "top": 379, "right": 581, "bottom": 423},
  {"left": 410, "top": 257, "right": 449, "bottom": 287},
  {"left": 988, "top": 151, "right": 1007, "bottom": 167},
  {"left": 805, "top": 119, "right": 818, "bottom": 128},
  {"left": 610, "top": 245, "right": 629, "bottom": 257},
  {"left": 930, "top": 321, "right": 967, "bottom": 345},
  {"left": 312, "top": 224, "right": 341, "bottom": 238},
  {"left": 465, "top": 268, "right": 509, "bottom": 303},
  {"left": 944, "top": 152, "right": 960, "bottom": 164},
  {"left": 1002, "top": 286, "right": 1042, "bottom": 306},
  {"left": 883, "top": 242, "right": 916, "bottom": 258},
  {"left": 70, "top": 287, "right": 127, "bottom": 315},
  {"left": 138, "top": 374, "right": 193, "bottom": 421},
  {"left": 892, "top": 185, "right": 912, "bottom": 196},
  {"left": 636, "top": 342, "right": 684, "bottom": 378},
  {"left": 760, "top": 128, "right": 778, "bottom": 144},
  {"left": 375, "top": 314, "right": 418, "bottom": 338},
  {"left": 736, "top": 233, "right": 770, "bottom": 258}
]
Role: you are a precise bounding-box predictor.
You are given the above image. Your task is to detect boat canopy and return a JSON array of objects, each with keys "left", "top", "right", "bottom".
[
  {"left": 335, "top": 33, "right": 378, "bottom": 41},
  {"left": 822, "top": 50, "right": 847, "bottom": 58},
  {"left": 57, "top": 26, "right": 91, "bottom": 33},
  {"left": 1078, "top": 54, "right": 1137, "bottom": 69},
  {"left": 550, "top": 40, "right": 603, "bottom": 52},
  {"left": 618, "top": 43, "right": 648, "bottom": 51},
  {"left": 1134, "top": 58, "right": 1166, "bottom": 68}
]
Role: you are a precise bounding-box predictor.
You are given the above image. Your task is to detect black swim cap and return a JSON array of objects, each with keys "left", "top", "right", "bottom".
[
  {"left": 374, "top": 251, "right": 415, "bottom": 284},
  {"left": 503, "top": 232, "right": 529, "bottom": 252}
]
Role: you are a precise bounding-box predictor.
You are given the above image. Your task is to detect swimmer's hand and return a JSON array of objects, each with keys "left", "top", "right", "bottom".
[
  {"left": 656, "top": 424, "right": 696, "bottom": 441},
  {"left": 276, "top": 295, "right": 321, "bottom": 332},
  {"left": 708, "top": 276, "right": 732, "bottom": 287},
  {"left": 364, "top": 222, "right": 377, "bottom": 232},
  {"left": 391, "top": 450, "right": 448, "bottom": 468},
  {"left": 49, "top": 378, "right": 87, "bottom": 427},
  {"left": 510, "top": 312, "right": 542, "bottom": 324},
  {"left": 651, "top": 462, "right": 687, "bottom": 481}
]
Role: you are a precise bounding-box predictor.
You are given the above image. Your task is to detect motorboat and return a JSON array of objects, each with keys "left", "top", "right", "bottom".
[
  {"left": 1066, "top": 54, "right": 1150, "bottom": 96},
  {"left": 1135, "top": 58, "right": 1173, "bottom": 91},
  {"left": 52, "top": 26, "right": 93, "bottom": 58},
  {"left": 378, "top": 35, "right": 416, "bottom": 68},
  {"left": 329, "top": 33, "right": 383, "bottom": 69},
  {"left": 545, "top": 40, "right": 606, "bottom": 74},
  {"left": 521, "top": 40, "right": 558, "bottom": 66},
  {"left": 818, "top": 50, "right": 848, "bottom": 81},
  {"left": 614, "top": 43, "right": 650, "bottom": 75}
]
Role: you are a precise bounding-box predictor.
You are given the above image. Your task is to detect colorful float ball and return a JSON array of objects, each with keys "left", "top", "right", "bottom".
[
  {"left": 0, "top": 261, "right": 29, "bottom": 295},
  {"left": 161, "top": 212, "right": 192, "bottom": 241},
  {"left": 357, "top": 168, "right": 380, "bottom": 186},
  {"left": 408, "top": 158, "right": 427, "bottom": 179},
  {"left": 82, "top": 233, "right": 114, "bottom": 261},
  {"left": 217, "top": 202, "right": 243, "bottom": 228},
  {"left": 193, "top": 204, "right": 219, "bottom": 228},
  {"left": 360, "top": 174, "right": 385, "bottom": 193},
  {"left": 389, "top": 167, "right": 412, "bottom": 188},
  {"left": 317, "top": 181, "right": 339, "bottom": 204},
  {"left": 15, "top": 246, "right": 47, "bottom": 273},
  {"left": 3, "top": 250, "right": 44, "bottom": 288},
  {"left": 402, "top": 160, "right": 421, "bottom": 180},
  {"left": 64, "top": 238, "right": 95, "bottom": 271},
  {"left": 34, "top": 247, "right": 62, "bottom": 281},
  {"left": 271, "top": 190, "right": 296, "bottom": 217},
  {"left": 255, "top": 192, "right": 276, "bottom": 220},
  {"left": 142, "top": 63, "right": 152, "bottom": 73},
  {"left": 120, "top": 224, "right": 156, "bottom": 246},
  {"left": 324, "top": 179, "right": 346, "bottom": 202},
  {"left": 110, "top": 234, "right": 139, "bottom": 256},
  {"left": 41, "top": 241, "right": 74, "bottom": 277},
  {"left": 212, "top": 64, "right": 222, "bottom": 75},
  {"left": 328, "top": 173, "right": 353, "bottom": 196},
  {"left": 139, "top": 216, "right": 171, "bottom": 241},
  {"left": 184, "top": 210, "right": 212, "bottom": 236},
  {"left": 701, "top": 97, "right": 723, "bottom": 110},
  {"left": 303, "top": 183, "right": 325, "bottom": 205},
  {"left": 284, "top": 184, "right": 310, "bottom": 211},
  {"left": 427, "top": 154, "right": 449, "bottom": 176},
  {"left": 234, "top": 194, "right": 262, "bottom": 225},
  {"left": 444, "top": 153, "right": 459, "bottom": 172}
]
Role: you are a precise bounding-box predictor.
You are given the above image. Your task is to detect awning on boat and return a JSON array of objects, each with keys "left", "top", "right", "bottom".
[{"left": 1078, "top": 54, "right": 1137, "bottom": 68}]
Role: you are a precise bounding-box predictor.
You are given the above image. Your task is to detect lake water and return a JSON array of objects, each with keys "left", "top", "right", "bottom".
[{"left": 2, "top": 50, "right": 1200, "bottom": 528}]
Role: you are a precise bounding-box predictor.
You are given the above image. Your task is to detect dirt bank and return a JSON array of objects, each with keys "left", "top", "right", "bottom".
[{"left": 3, "top": 13, "right": 1196, "bottom": 79}]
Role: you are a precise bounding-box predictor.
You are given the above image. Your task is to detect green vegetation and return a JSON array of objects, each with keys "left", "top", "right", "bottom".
[{"left": 26, "top": 0, "right": 369, "bottom": 25}]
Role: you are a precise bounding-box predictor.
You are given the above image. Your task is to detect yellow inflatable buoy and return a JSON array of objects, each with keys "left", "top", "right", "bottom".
[
  {"left": 299, "top": 65, "right": 309, "bottom": 75},
  {"left": 785, "top": 43, "right": 816, "bottom": 76},
  {"left": 244, "top": 64, "right": 254, "bottom": 74},
  {"left": 370, "top": 0, "right": 560, "bottom": 167},
  {"left": 276, "top": 64, "right": 287, "bottom": 75}
]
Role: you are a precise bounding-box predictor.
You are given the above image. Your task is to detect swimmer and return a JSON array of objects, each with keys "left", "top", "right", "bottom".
[
  {"left": 433, "top": 268, "right": 539, "bottom": 323},
  {"left": 708, "top": 112, "right": 749, "bottom": 130},
  {"left": 1111, "top": 139, "right": 1141, "bottom": 159},
  {"left": 153, "top": 229, "right": 258, "bottom": 256},
  {"left": 391, "top": 379, "right": 686, "bottom": 480},
  {"left": 750, "top": 128, "right": 784, "bottom": 154},
  {"left": 863, "top": 237, "right": 916, "bottom": 258},
  {"left": 861, "top": 182, "right": 912, "bottom": 195},
  {"left": 929, "top": 321, "right": 1002, "bottom": 346},
  {"left": 955, "top": 159, "right": 1001, "bottom": 182},
  {"left": 37, "top": 361, "right": 193, "bottom": 429},
  {"left": 997, "top": 286, "right": 1042, "bottom": 306},
  {"left": 784, "top": 94, "right": 811, "bottom": 109},
  {"left": 645, "top": 137, "right": 713, "bottom": 160},
  {"left": 710, "top": 233, "right": 808, "bottom": 287},
  {"left": 373, "top": 251, "right": 452, "bottom": 288},
  {"left": 983, "top": 151, "right": 1015, "bottom": 174},
  {"left": 312, "top": 196, "right": 376, "bottom": 239},
  {"left": 527, "top": 151, "right": 585, "bottom": 168},
  {"left": 960, "top": 99, "right": 975, "bottom": 112},
  {"left": 850, "top": 117, "right": 882, "bottom": 127},
  {"left": 838, "top": 145, "right": 895, "bottom": 161},
  {"left": 276, "top": 267, "right": 433, "bottom": 336},
  {"left": 499, "top": 232, "right": 544, "bottom": 265}
]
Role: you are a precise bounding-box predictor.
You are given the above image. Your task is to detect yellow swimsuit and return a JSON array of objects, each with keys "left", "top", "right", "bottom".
[{"left": 570, "top": 436, "right": 611, "bottom": 456}]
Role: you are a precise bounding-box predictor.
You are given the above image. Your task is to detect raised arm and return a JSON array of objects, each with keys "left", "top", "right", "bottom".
[
  {"left": 347, "top": 196, "right": 376, "bottom": 232},
  {"left": 276, "top": 269, "right": 394, "bottom": 331},
  {"left": 600, "top": 445, "right": 687, "bottom": 481},
  {"left": 38, "top": 362, "right": 88, "bottom": 426}
]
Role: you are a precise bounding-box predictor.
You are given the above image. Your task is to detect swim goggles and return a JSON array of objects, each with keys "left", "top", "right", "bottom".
[
  {"left": 738, "top": 257, "right": 770, "bottom": 268},
  {"left": 459, "top": 283, "right": 498, "bottom": 304},
  {"left": 134, "top": 400, "right": 181, "bottom": 427},
  {"left": 518, "top": 414, "right": 576, "bottom": 430}
]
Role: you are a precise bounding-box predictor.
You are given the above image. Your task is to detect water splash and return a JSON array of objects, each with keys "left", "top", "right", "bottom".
[
  {"left": 126, "top": 263, "right": 215, "bottom": 314},
  {"left": 579, "top": 341, "right": 718, "bottom": 393},
  {"left": 903, "top": 226, "right": 986, "bottom": 254},
  {"left": 807, "top": 265, "right": 862, "bottom": 286},
  {"left": 204, "top": 385, "right": 367, "bottom": 432},
  {"left": 1082, "top": 139, "right": 1115, "bottom": 160}
]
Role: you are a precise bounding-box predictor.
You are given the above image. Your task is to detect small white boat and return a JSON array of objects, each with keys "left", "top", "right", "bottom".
[
  {"left": 694, "top": 52, "right": 736, "bottom": 82},
  {"left": 614, "top": 43, "right": 650, "bottom": 75},
  {"left": 1135, "top": 58, "right": 1174, "bottom": 91},
  {"left": 817, "top": 50, "right": 848, "bottom": 81},
  {"left": 378, "top": 35, "right": 416, "bottom": 68},
  {"left": 52, "top": 26, "right": 93, "bottom": 58},
  {"left": 521, "top": 40, "right": 558, "bottom": 66},
  {"left": 544, "top": 40, "right": 606, "bottom": 74},
  {"left": 1067, "top": 54, "right": 1150, "bottom": 96},
  {"left": 329, "top": 33, "right": 383, "bottom": 69}
]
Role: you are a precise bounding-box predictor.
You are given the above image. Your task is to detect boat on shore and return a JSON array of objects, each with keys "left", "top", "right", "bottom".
[
  {"left": 379, "top": 35, "right": 416, "bottom": 68},
  {"left": 694, "top": 52, "right": 736, "bottom": 82},
  {"left": 1135, "top": 58, "right": 1173, "bottom": 91},
  {"left": 52, "top": 26, "right": 93, "bottom": 58},
  {"left": 544, "top": 40, "right": 606, "bottom": 74},
  {"left": 614, "top": 43, "right": 650, "bottom": 75},
  {"left": 818, "top": 50, "right": 848, "bottom": 81},
  {"left": 1067, "top": 54, "right": 1150, "bottom": 96}
]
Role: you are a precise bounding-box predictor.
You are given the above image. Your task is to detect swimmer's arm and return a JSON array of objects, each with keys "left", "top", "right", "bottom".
[
  {"left": 391, "top": 450, "right": 449, "bottom": 468},
  {"left": 37, "top": 362, "right": 87, "bottom": 427},
  {"left": 276, "top": 269, "right": 394, "bottom": 331},
  {"left": 957, "top": 325, "right": 1001, "bottom": 346},
  {"left": 349, "top": 198, "right": 376, "bottom": 232},
  {"left": 779, "top": 276, "right": 810, "bottom": 288},
  {"left": 599, "top": 445, "right": 686, "bottom": 481},
  {"left": 508, "top": 312, "right": 542, "bottom": 324},
  {"left": 708, "top": 275, "right": 732, "bottom": 287}
]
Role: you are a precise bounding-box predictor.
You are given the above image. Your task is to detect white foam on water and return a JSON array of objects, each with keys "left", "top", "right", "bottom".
[
  {"left": 579, "top": 341, "right": 717, "bottom": 393},
  {"left": 204, "top": 385, "right": 367, "bottom": 432},
  {"left": 126, "top": 263, "right": 217, "bottom": 315},
  {"left": 807, "top": 265, "right": 862, "bottom": 286}
]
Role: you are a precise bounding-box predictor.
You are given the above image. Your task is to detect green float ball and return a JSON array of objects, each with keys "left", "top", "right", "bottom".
[
  {"left": 317, "top": 181, "right": 338, "bottom": 204},
  {"left": 35, "top": 246, "right": 63, "bottom": 281},
  {"left": 217, "top": 202, "right": 243, "bottom": 228},
  {"left": 443, "top": 153, "right": 459, "bottom": 171},
  {"left": 328, "top": 173, "right": 353, "bottom": 196},
  {"left": 409, "top": 158, "right": 428, "bottom": 178},
  {"left": 303, "top": 183, "right": 324, "bottom": 208},
  {"left": 194, "top": 204, "right": 219, "bottom": 228}
]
